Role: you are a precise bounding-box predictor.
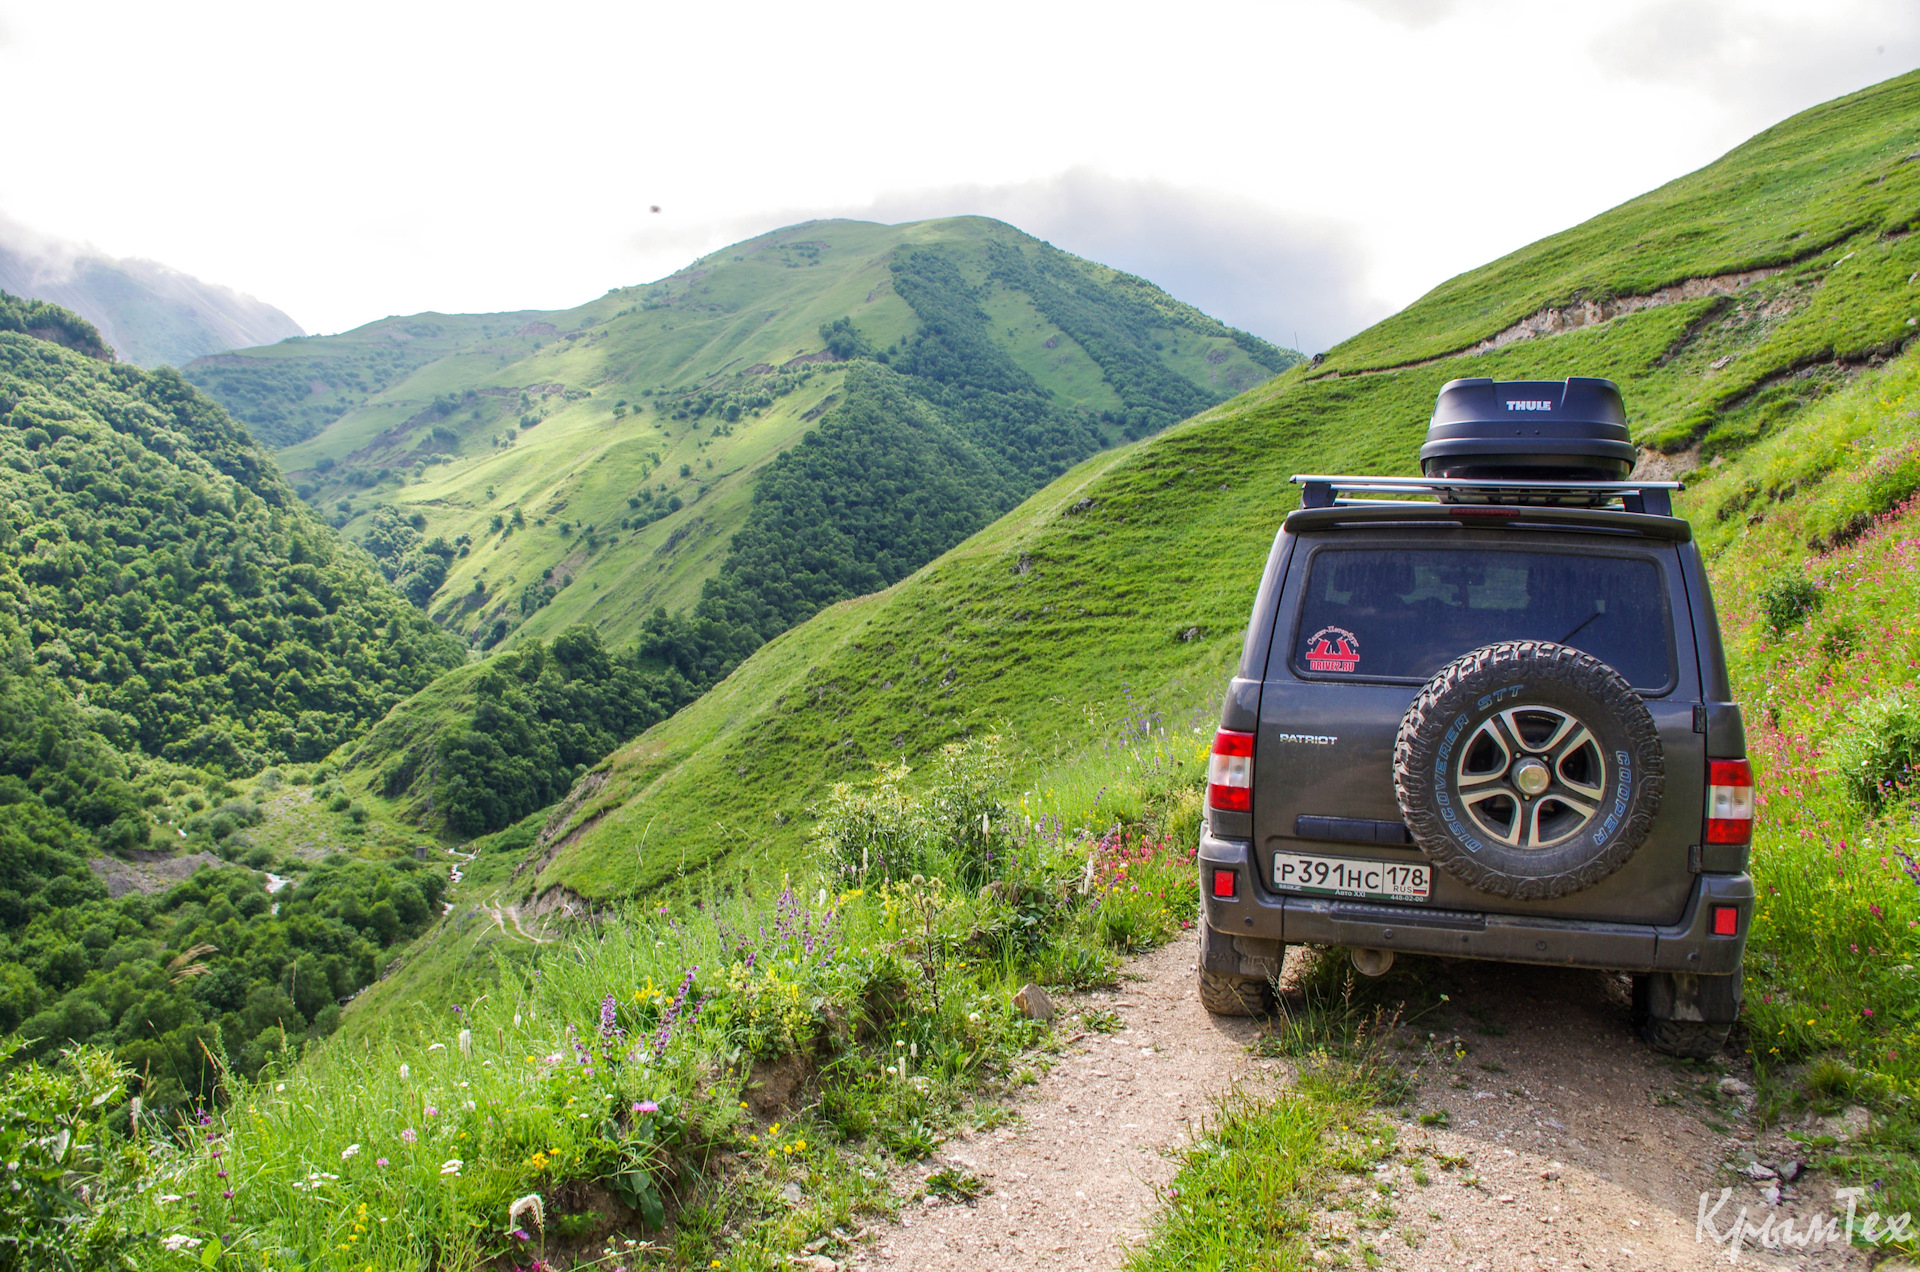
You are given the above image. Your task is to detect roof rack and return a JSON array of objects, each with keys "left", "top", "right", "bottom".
[{"left": 1291, "top": 474, "right": 1683, "bottom": 516}]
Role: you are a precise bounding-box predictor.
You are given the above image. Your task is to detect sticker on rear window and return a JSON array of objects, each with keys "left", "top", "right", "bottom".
[{"left": 1305, "top": 626, "right": 1361, "bottom": 673}]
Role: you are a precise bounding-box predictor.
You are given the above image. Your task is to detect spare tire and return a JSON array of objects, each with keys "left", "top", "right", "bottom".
[{"left": 1394, "top": 640, "right": 1664, "bottom": 900}]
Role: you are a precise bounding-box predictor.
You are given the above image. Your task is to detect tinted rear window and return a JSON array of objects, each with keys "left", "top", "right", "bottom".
[{"left": 1292, "top": 548, "right": 1673, "bottom": 689}]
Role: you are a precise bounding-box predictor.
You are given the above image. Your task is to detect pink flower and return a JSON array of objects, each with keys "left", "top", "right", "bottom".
[
  {"left": 401, "top": 1128, "right": 418, "bottom": 1144},
  {"left": 376, "top": 1157, "right": 389, "bottom": 1167},
  {"left": 634, "top": 1100, "right": 658, "bottom": 1114},
  {"left": 424, "top": 1106, "right": 439, "bottom": 1118},
  {"left": 1864, "top": 1008, "right": 1875, "bottom": 1018}
]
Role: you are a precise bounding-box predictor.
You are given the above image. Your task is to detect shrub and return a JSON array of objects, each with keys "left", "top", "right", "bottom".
[
  {"left": 1758, "top": 576, "right": 1823, "bottom": 634},
  {"left": 0, "top": 1040, "right": 148, "bottom": 1271},
  {"left": 1827, "top": 689, "right": 1920, "bottom": 807}
]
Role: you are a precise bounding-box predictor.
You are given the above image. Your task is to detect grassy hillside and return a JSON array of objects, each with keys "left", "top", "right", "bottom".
[
  {"left": 525, "top": 71, "right": 1920, "bottom": 906},
  {"left": 187, "top": 217, "right": 1292, "bottom": 654}
]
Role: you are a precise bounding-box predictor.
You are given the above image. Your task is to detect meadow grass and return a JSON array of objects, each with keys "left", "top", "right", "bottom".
[{"left": 10, "top": 709, "right": 1220, "bottom": 1271}]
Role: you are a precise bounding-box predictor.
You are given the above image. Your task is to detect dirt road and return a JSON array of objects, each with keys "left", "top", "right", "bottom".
[
  {"left": 859, "top": 939, "right": 1880, "bottom": 1272},
  {"left": 857, "top": 938, "right": 1264, "bottom": 1269}
]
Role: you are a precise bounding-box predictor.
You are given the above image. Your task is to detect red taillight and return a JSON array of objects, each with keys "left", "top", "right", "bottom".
[
  {"left": 1706, "top": 758, "right": 1754, "bottom": 845},
  {"left": 1711, "top": 905, "right": 1740, "bottom": 937},
  {"left": 1212, "top": 869, "right": 1238, "bottom": 899},
  {"left": 1208, "top": 730, "right": 1255, "bottom": 813}
]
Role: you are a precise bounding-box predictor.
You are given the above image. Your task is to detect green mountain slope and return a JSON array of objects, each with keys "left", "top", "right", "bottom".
[
  {"left": 0, "top": 296, "right": 475, "bottom": 1098},
  {"left": 1, "top": 300, "right": 465, "bottom": 771},
  {"left": 521, "top": 69, "right": 1920, "bottom": 905},
  {"left": 186, "top": 218, "right": 1293, "bottom": 655}
]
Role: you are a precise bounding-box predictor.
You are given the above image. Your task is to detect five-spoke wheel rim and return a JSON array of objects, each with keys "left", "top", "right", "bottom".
[{"left": 1455, "top": 706, "right": 1607, "bottom": 849}]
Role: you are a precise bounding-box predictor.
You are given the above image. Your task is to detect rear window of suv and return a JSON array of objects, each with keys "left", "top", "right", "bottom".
[{"left": 1291, "top": 547, "right": 1674, "bottom": 691}]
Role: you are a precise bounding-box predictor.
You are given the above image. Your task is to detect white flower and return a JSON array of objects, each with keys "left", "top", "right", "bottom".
[
  {"left": 458, "top": 1029, "right": 472, "bottom": 1056},
  {"left": 427, "top": 1043, "right": 446, "bottom": 1052},
  {"left": 156, "top": 1194, "right": 182, "bottom": 1204},
  {"left": 160, "top": 1234, "right": 203, "bottom": 1252},
  {"left": 274, "top": 1084, "right": 285, "bottom": 1092},
  {"left": 509, "top": 1192, "right": 545, "bottom": 1230},
  {"left": 341, "top": 1144, "right": 361, "bottom": 1161},
  {"left": 440, "top": 1159, "right": 463, "bottom": 1176},
  {"left": 399, "top": 1063, "right": 410, "bottom": 1080}
]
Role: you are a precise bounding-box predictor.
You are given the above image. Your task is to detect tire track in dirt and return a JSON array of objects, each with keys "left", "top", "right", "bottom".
[{"left": 855, "top": 941, "right": 1881, "bottom": 1272}]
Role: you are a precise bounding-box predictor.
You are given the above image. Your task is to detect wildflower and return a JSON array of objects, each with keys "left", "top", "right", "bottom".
[
  {"left": 510, "top": 1193, "right": 546, "bottom": 1230},
  {"left": 425, "top": 1105, "right": 439, "bottom": 1118},
  {"left": 1865, "top": 1008, "right": 1876, "bottom": 1018},
  {"left": 161, "top": 1234, "right": 203, "bottom": 1252},
  {"left": 400, "top": 1063, "right": 410, "bottom": 1080},
  {"left": 376, "top": 1158, "right": 389, "bottom": 1167},
  {"left": 635, "top": 1099, "right": 659, "bottom": 1114},
  {"left": 401, "top": 1128, "right": 418, "bottom": 1144},
  {"left": 222, "top": 1189, "right": 234, "bottom": 1199},
  {"left": 217, "top": 1170, "right": 228, "bottom": 1179},
  {"left": 440, "top": 1159, "right": 463, "bottom": 1176},
  {"left": 342, "top": 1143, "right": 362, "bottom": 1161},
  {"left": 458, "top": 1028, "right": 472, "bottom": 1056}
]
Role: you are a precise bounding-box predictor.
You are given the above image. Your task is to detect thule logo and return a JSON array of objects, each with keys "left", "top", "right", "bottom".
[
  {"left": 1275, "top": 733, "right": 1338, "bottom": 746},
  {"left": 1506, "top": 400, "right": 1553, "bottom": 411}
]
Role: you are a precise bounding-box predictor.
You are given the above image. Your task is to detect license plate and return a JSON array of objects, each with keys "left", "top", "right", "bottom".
[{"left": 1272, "top": 852, "right": 1431, "bottom": 902}]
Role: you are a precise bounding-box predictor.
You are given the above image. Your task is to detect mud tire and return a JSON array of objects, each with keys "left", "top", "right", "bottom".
[
  {"left": 1394, "top": 640, "right": 1665, "bottom": 900},
  {"left": 1197, "top": 922, "right": 1275, "bottom": 1017},
  {"left": 1635, "top": 1015, "right": 1734, "bottom": 1060},
  {"left": 1631, "top": 972, "right": 1739, "bottom": 1059}
]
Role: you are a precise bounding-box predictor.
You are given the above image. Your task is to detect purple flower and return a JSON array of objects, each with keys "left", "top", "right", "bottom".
[
  {"left": 222, "top": 1189, "right": 233, "bottom": 1200},
  {"left": 600, "top": 992, "right": 622, "bottom": 1042},
  {"left": 651, "top": 966, "right": 700, "bottom": 1060},
  {"left": 513, "top": 1228, "right": 531, "bottom": 1241},
  {"left": 216, "top": 1170, "right": 227, "bottom": 1179}
]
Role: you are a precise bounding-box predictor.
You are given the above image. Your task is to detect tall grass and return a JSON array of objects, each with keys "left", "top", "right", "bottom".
[
  {"left": 1708, "top": 492, "right": 1920, "bottom": 1243},
  {"left": 6, "top": 711, "right": 1207, "bottom": 1271}
]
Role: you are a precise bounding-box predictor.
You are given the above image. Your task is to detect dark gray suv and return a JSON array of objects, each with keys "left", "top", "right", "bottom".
[{"left": 1196, "top": 377, "right": 1754, "bottom": 1059}]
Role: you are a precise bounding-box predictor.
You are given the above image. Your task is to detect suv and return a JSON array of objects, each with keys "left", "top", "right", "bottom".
[{"left": 1196, "top": 377, "right": 1754, "bottom": 1059}]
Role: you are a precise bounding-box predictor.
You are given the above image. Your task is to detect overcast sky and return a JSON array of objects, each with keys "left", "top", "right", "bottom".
[{"left": 1, "top": 0, "right": 1914, "bottom": 351}]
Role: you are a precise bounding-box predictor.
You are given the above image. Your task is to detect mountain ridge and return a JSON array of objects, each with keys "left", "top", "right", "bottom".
[{"left": 0, "top": 217, "right": 304, "bottom": 367}]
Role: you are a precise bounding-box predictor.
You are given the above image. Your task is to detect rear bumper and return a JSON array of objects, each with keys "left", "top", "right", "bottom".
[{"left": 1198, "top": 830, "right": 1750, "bottom": 975}]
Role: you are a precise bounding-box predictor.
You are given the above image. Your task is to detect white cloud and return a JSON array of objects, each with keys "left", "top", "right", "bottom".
[
  {"left": 1592, "top": 0, "right": 1920, "bottom": 120},
  {"left": 0, "top": 0, "right": 1909, "bottom": 342},
  {"left": 1341, "top": 0, "right": 1465, "bottom": 30}
]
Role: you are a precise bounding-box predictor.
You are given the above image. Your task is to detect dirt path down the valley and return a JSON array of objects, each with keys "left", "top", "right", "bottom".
[{"left": 855, "top": 939, "right": 1884, "bottom": 1272}]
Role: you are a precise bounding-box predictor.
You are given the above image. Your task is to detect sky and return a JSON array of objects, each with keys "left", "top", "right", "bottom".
[{"left": 1, "top": 0, "right": 1915, "bottom": 352}]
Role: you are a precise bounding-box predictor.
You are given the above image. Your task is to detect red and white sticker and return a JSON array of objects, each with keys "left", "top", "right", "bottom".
[{"left": 1305, "top": 626, "right": 1361, "bottom": 673}]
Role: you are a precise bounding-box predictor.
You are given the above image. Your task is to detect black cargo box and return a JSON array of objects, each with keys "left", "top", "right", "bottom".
[{"left": 1420, "top": 377, "right": 1635, "bottom": 484}]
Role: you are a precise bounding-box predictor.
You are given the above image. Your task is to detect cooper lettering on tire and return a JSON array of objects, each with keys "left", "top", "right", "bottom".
[{"left": 1393, "top": 640, "right": 1664, "bottom": 900}]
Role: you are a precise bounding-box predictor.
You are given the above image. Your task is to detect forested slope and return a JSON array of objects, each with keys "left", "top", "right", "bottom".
[{"left": 0, "top": 296, "right": 467, "bottom": 1101}]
